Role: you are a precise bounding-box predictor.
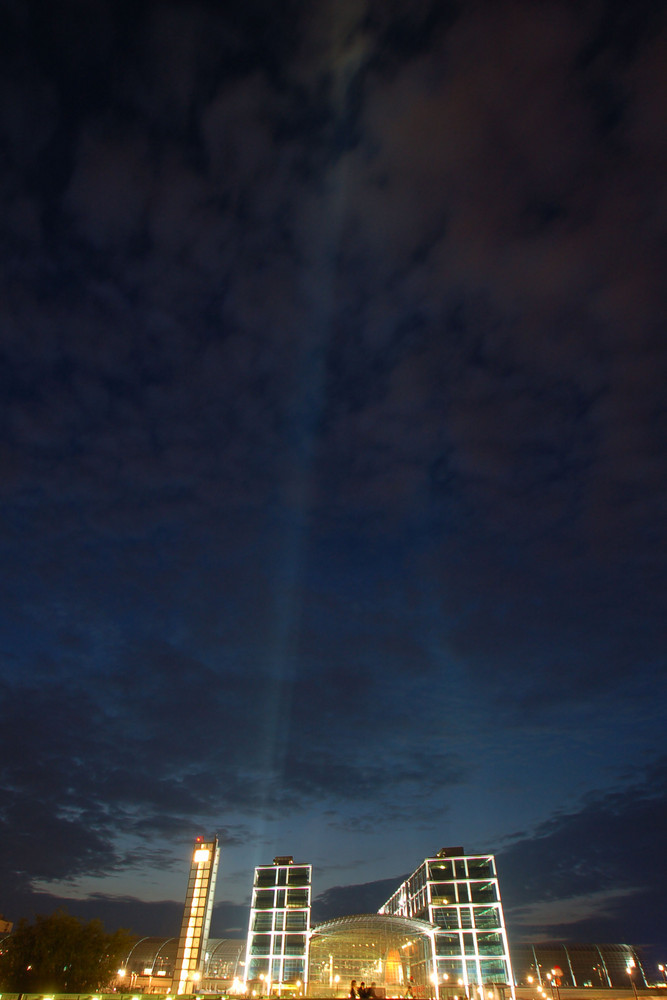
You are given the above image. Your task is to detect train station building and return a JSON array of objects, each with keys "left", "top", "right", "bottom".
[{"left": 116, "top": 842, "right": 647, "bottom": 998}]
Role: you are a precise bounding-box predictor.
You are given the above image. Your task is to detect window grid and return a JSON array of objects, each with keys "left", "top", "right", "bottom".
[
  {"left": 245, "top": 863, "right": 312, "bottom": 988},
  {"left": 380, "top": 854, "right": 513, "bottom": 990}
]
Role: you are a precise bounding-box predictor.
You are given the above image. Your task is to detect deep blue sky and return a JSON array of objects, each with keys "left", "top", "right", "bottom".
[{"left": 1, "top": 0, "right": 666, "bottom": 970}]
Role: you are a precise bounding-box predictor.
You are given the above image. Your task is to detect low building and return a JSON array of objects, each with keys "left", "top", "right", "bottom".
[
  {"left": 119, "top": 935, "right": 245, "bottom": 993},
  {"left": 510, "top": 943, "right": 647, "bottom": 990}
]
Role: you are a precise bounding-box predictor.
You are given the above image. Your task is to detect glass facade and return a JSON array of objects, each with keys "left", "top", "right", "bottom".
[
  {"left": 510, "top": 943, "right": 648, "bottom": 989},
  {"left": 115, "top": 843, "right": 650, "bottom": 997},
  {"left": 204, "top": 939, "right": 246, "bottom": 983},
  {"left": 173, "top": 837, "right": 220, "bottom": 995},
  {"left": 308, "top": 914, "right": 435, "bottom": 998},
  {"left": 379, "top": 848, "right": 513, "bottom": 992},
  {"left": 244, "top": 857, "right": 312, "bottom": 990}
]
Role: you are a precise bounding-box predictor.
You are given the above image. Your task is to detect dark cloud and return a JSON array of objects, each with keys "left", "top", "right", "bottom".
[
  {"left": 0, "top": 0, "right": 665, "bottom": 956},
  {"left": 1, "top": 889, "right": 247, "bottom": 939},
  {"left": 498, "top": 756, "right": 667, "bottom": 959},
  {"left": 0, "top": 640, "right": 463, "bottom": 906}
]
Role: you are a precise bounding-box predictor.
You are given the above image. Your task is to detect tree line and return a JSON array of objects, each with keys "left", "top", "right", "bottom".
[{"left": 0, "top": 910, "right": 134, "bottom": 992}]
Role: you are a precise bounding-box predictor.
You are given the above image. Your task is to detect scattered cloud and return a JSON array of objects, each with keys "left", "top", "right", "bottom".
[{"left": 0, "top": 0, "right": 665, "bottom": 955}]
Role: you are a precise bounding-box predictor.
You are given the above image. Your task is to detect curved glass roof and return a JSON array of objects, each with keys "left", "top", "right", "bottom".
[
  {"left": 207, "top": 939, "right": 246, "bottom": 962},
  {"left": 308, "top": 912, "right": 436, "bottom": 992},
  {"left": 311, "top": 913, "right": 436, "bottom": 936},
  {"left": 119, "top": 936, "right": 244, "bottom": 974},
  {"left": 121, "top": 936, "right": 178, "bottom": 968}
]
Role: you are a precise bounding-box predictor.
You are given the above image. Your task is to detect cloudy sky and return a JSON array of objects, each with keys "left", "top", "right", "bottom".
[{"left": 1, "top": 0, "right": 666, "bottom": 966}]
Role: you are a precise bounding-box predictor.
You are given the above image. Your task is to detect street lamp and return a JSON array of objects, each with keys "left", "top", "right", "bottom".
[
  {"left": 552, "top": 970, "right": 563, "bottom": 1000},
  {"left": 627, "top": 961, "right": 638, "bottom": 1000},
  {"left": 546, "top": 975, "right": 555, "bottom": 1000},
  {"left": 457, "top": 978, "right": 469, "bottom": 1000},
  {"left": 659, "top": 965, "right": 667, "bottom": 987},
  {"left": 546, "top": 971, "right": 562, "bottom": 1000}
]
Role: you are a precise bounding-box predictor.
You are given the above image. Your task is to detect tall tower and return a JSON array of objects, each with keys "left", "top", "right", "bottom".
[
  {"left": 244, "top": 855, "right": 312, "bottom": 993},
  {"left": 173, "top": 836, "right": 220, "bottom": 995}
]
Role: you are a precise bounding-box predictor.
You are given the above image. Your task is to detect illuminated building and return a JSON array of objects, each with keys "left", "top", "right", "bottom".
[
  {"left": 172, "top": 836, "right": 220, "bottom": 995},
  {"left": 243, "top": 855, "right": 312, "bottom": 992},
  {"left": 117, "top": 936, "right": 246, "bottom": 993},
  {"left": 118, "top": 935, "right": 650, "bottom": 997},
  {"left": 379, "top": 847, "right": 514, "bottom": 993},
  {"left": 112, "top": 842, "right": 648, "bottom": 997},
  {"left": 511, "top": 943, "right": 647, "bottom": 989},
  {"left": 242, "top": 848, "right": 513, "bottom": 998},
  {"left": 307, "top": 913, "right": 438, "bottom": 996}
]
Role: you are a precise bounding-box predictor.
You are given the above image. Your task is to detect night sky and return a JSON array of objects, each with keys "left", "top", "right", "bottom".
[{"left": 1, "top": 0, "right": 667, "bottom": 968}]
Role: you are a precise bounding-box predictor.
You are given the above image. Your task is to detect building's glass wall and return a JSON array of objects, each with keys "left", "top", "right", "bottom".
[
  {"left": 121, "top": 936, "right": 178, "bottom": 975},
  {"left": 380, "top": 851, "right": 513, "bottom": 989},
  {"left": 173, "top": 838, "right": 220, "bottom": 995},
  {"left": 510, "top": 943, "right": 647, "bottom": 989},
  {"left": 308, "top": 915, "right": 435, "bottom": 998},
  {"left": 204, "top": 939, "right": 246, "bottom": 982},
  {"left": 245, "top": 859, "right": 312, "bottom": 990},
  {"left": 117, "top": 937, "right": 244, "bottom": 992}
]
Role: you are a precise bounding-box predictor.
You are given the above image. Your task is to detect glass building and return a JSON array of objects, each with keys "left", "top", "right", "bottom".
[
  {"left": 510, "top": 943, "right": 648, "bottom": 989},
  {"left": 173, "top": 836, "right": 220, "bottom": 995},
  {"left": 379, "top": 847, "right": 514, "bottom": 993},
  {"left": 308, "top": 913, "right": 437, "bottom": 997},
  {"left": 118, "top": 936, "right": 245, "bottom": 992},
  {"left": 241, "top": 848, "right": 513, "bottom": 998},
  {"left": 110, "top": 843, "right": 649, "bottom": 997},
  {"left": 244, "top": 856, "right": 312, "bottom": 992}
]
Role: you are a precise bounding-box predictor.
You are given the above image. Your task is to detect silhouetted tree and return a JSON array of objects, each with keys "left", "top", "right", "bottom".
[{"left": 0, "top": 909, "right": 134, "bottom": 992}]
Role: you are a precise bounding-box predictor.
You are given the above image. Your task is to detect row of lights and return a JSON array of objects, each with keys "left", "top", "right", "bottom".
[
  {"left": 248, "top": 972, "right": 303, "bottom": 997},
  {"left": 118, "top": 968, "right": 190, "bottom": 980},
  {"left": 113, "top": 956, "right": 667, "bottom": 995},
  {"left": 526, "top": 969, "right": 561, "bottom": 1000}
]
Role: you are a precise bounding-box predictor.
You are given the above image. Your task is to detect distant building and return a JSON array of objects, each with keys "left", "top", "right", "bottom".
[
  {"left": 510, "top": 942, "right": 647, "bottom": 990},
  {"left": 119, "top": 935, "right": 245, "bottom": 992}
]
